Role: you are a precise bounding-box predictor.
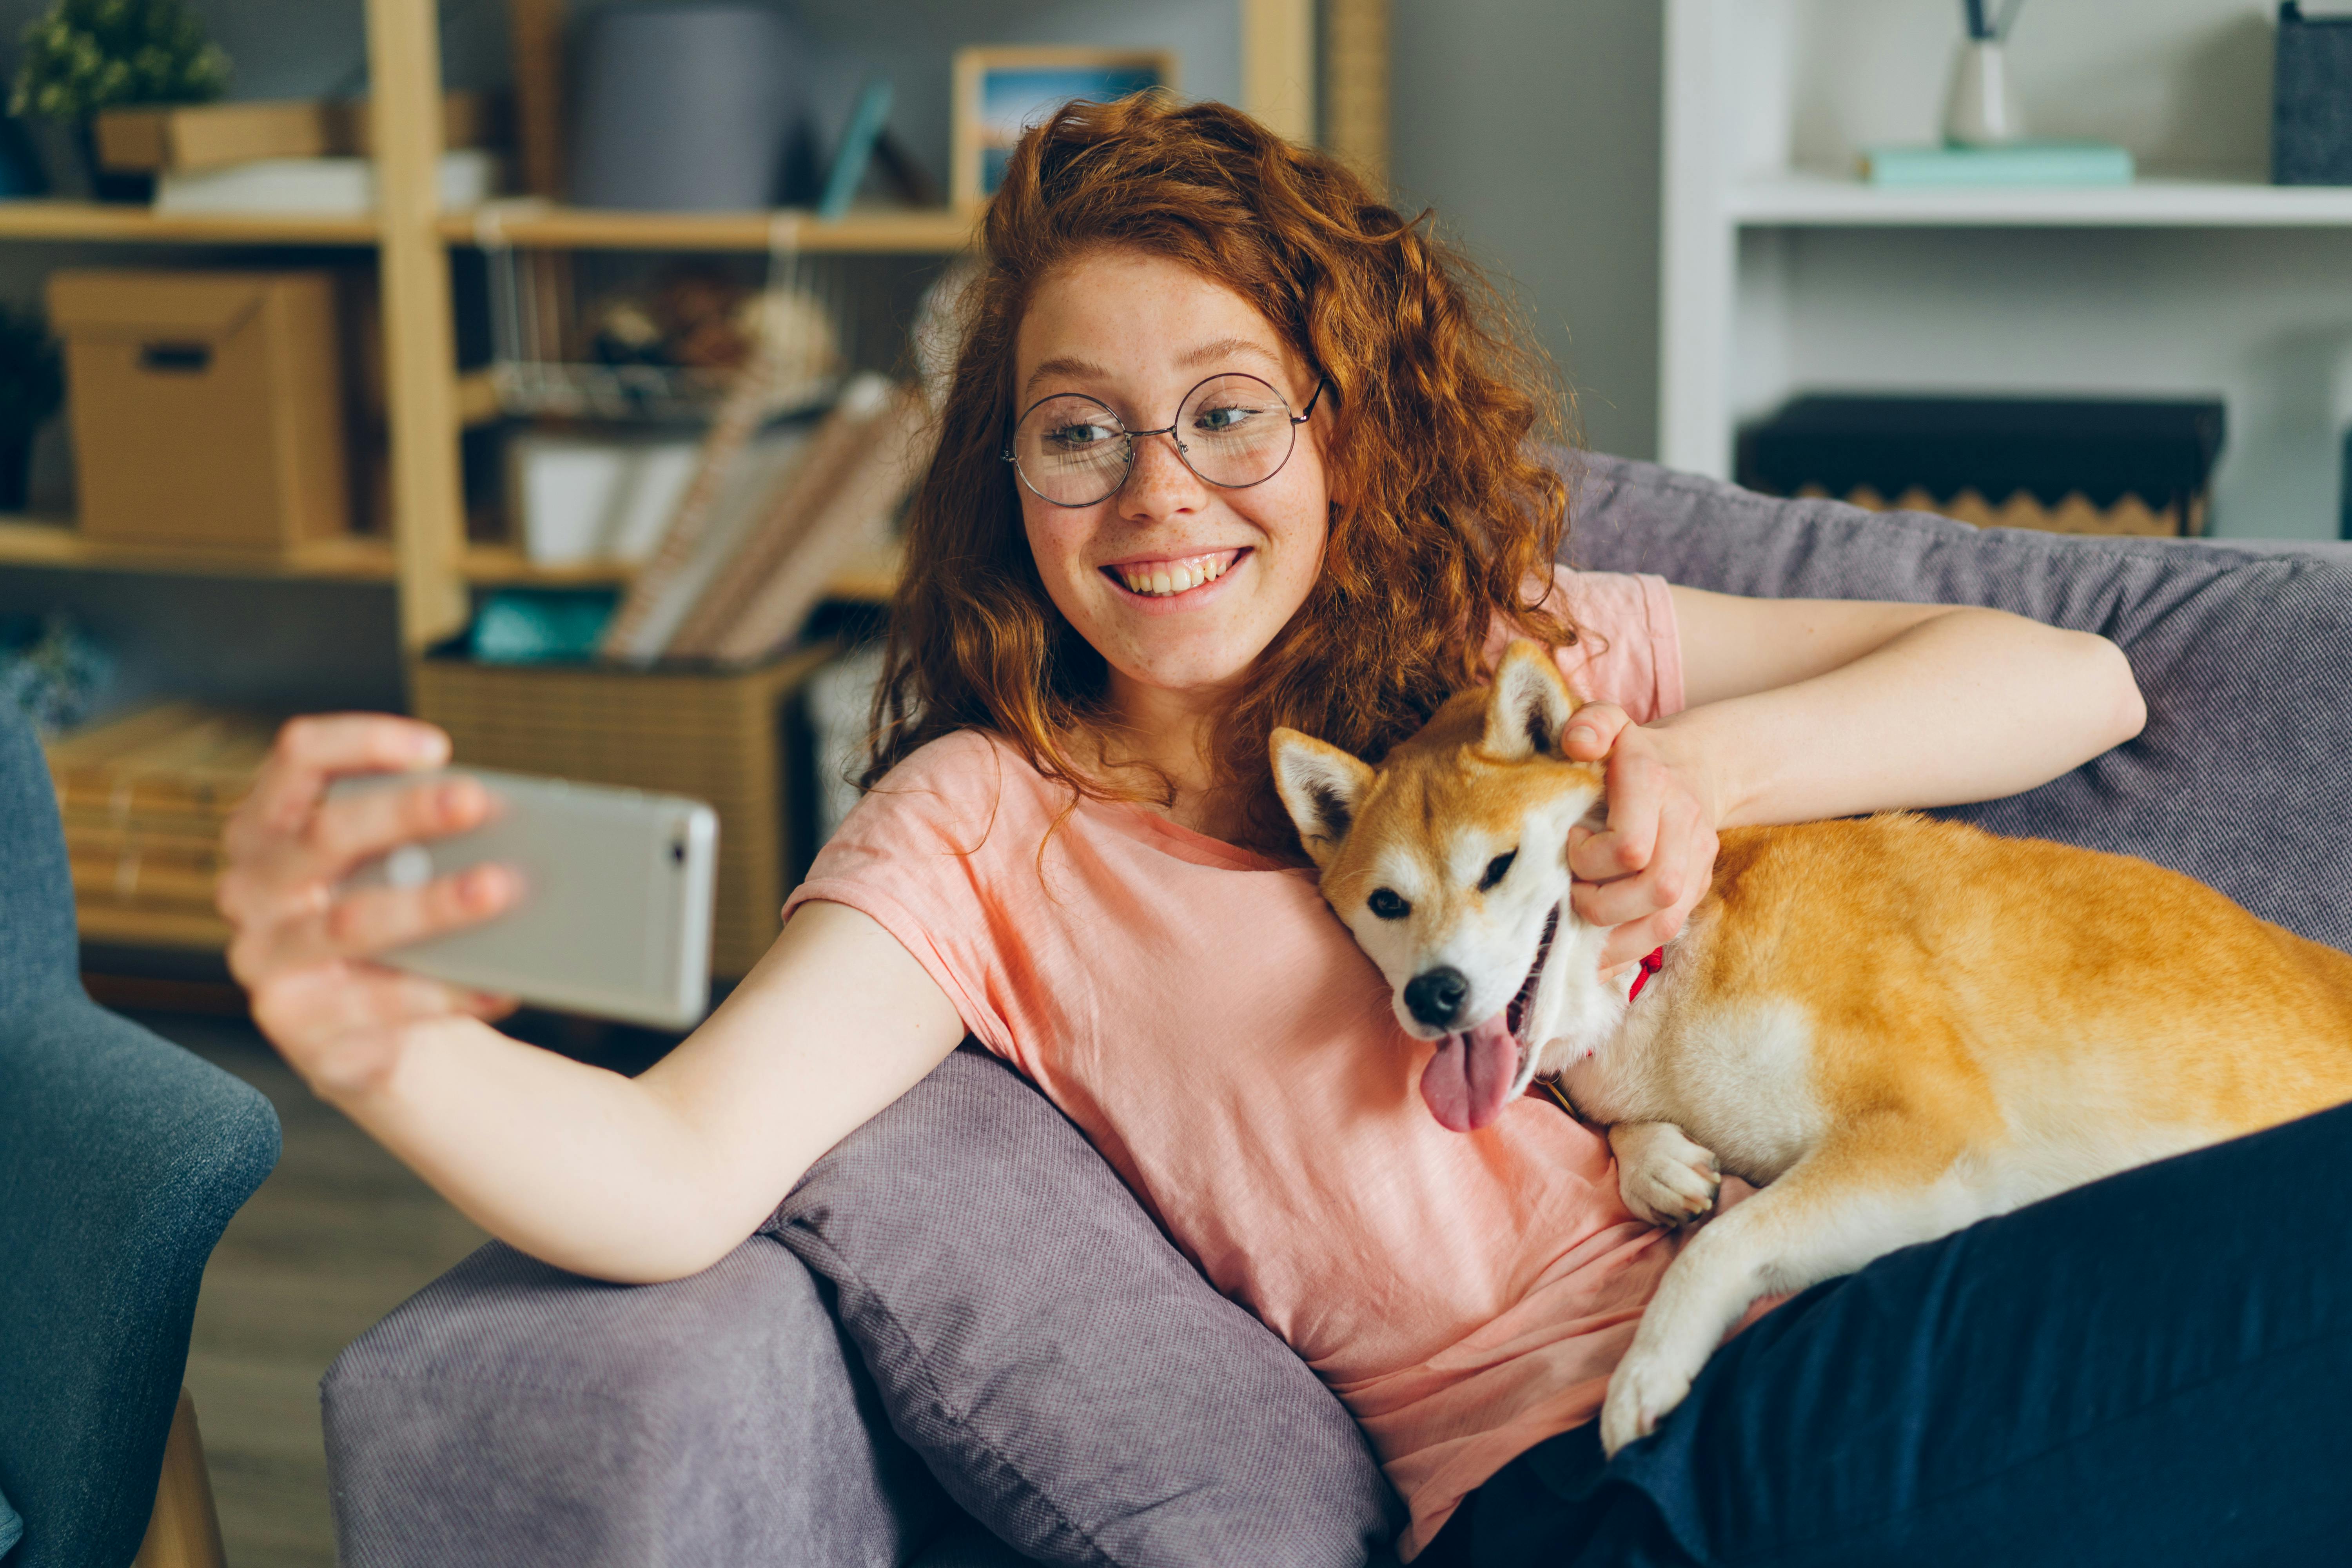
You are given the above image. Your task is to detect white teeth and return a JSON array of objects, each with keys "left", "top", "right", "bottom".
[{"left": 1116, "top": 553, "right": 1234, "bottom": 596}]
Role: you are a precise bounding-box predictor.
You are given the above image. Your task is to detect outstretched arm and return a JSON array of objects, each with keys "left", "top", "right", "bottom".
[
  {"left": 1563, "top": 589, "right": 2146, "bottom": 967},
  {"left": 222, "top": 715, "right": 967, "bottom": 1284}
]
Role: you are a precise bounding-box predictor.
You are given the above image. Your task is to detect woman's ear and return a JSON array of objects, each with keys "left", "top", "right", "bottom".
[
  {"left": 1482, "top": 640, "right": 1577, "bottom": 761},
  {"left": 1270, "top": 727, "right": 1375, "bottom": 870}
]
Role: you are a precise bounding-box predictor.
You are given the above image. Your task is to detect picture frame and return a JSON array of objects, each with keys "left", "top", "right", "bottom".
[{"left": 951, "top": 45, "right": 1180, "bottom": 211}]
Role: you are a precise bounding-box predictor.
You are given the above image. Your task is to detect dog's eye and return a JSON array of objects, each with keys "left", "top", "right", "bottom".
[
  {"left": 1479, "top": 850, "right": 1517, "bottom": 892},
  {"left": 1368, "top": 888, "right": 1410, "bottom": 920}
]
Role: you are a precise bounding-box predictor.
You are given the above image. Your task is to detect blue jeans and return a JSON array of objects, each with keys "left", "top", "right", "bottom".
[{"left": 1419, "top": 1099, "right": 2352, "bottom": 1567}]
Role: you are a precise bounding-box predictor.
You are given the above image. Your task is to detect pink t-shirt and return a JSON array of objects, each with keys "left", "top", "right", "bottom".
[{"left": 786, "top": 568, "right": 1686, "bottom": 1558}]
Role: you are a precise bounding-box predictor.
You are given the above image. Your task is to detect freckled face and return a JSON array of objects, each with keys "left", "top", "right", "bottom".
[{"left": 1011, "top": 247, "right": 1330, "bottom": 711}]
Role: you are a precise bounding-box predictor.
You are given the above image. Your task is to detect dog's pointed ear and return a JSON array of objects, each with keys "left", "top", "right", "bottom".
[
  {"left": 1482, "top": 639, "right": 1579, "bottom": 762},
  {"left": 1270, "top": 727, "right": 1375, "bottom": 870}
]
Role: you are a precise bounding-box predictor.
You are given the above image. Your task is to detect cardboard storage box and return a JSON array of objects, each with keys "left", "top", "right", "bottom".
[
  {"left": 49, "top": 269, "right": 351, "bottom": 550},
  {"left": 408, "top": 645, "right": 835, "bottom": 980}
]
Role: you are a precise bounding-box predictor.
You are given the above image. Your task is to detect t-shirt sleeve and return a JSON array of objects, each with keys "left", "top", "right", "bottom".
[
  {"left": 782, "top": 730, "right": 1025, "bottom": 1057},
  {"left": 1492, "top": 566, "right": 1686, "bottom": 723}
]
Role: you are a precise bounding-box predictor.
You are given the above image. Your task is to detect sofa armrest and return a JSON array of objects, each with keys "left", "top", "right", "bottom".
[{"left": 323, "top": 1236, "right": 943, "bottom": 1567}]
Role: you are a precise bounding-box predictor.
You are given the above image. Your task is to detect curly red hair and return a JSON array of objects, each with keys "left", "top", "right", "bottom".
[{"left": 866, "top": 92, "right": 1574, "bottom": 857}]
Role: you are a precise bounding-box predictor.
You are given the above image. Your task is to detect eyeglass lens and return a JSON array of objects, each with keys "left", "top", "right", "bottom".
[{"left": 1011, "top": 373, "right": 1301, "bottom": 507}]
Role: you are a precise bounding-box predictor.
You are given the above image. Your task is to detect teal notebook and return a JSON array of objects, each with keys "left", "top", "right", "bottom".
[
  {"left": 818, "top": 76, "right": 895, "bottom": 220},
  {"left": 1860, "top": 141, "right": 2135, "bottom": 188}
]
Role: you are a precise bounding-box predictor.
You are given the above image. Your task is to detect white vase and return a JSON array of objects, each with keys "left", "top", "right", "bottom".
[{"left": 1944, "top": 39, "right": 2025, "bottom": 147}]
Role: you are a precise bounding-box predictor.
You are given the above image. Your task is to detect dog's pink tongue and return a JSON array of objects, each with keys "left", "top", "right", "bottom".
[{"left": 1420, "top": 1016, "right": 1520, "bottom": 1132}]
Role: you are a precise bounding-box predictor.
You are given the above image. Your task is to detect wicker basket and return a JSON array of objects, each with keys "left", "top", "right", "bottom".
[{"left": 408, "top": 645, "right": 835, "bottom": 978}]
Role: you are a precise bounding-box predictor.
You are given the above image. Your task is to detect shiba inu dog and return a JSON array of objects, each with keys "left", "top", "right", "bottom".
[{"left": 1271, "top": 639, "right": 2352, "bottom": 1457}]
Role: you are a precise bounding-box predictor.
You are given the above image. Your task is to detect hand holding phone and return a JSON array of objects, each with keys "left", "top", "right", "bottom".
[{"left": 328, "top": 769, "right": 719, "bottom": 1029}]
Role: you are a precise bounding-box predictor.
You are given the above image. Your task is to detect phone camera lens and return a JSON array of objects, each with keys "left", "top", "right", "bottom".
[{"left": 670, "top": 837, "right": 686, "bottom": 865}]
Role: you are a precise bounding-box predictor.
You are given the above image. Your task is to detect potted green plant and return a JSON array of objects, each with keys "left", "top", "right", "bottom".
[
  {"left": 10, "top": 0, "right": 230, "bottom": 201},
  {"left": 0, "top": 304, "right": 63, "bottom": 510}
]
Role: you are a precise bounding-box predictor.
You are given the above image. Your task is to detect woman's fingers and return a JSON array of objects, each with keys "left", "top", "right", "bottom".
[
  {"left": 1561, "top": 702, "right": 1632, "bottom": 762},
  {"left": 229, "top": 862, "right": 522, "bottom": 986},
  {"left": 228, "top": 713, "right": 450, "bottom": 856},
  {"left": 222, "top": 773, "right": 499, "bottom": 929},
  {"left": 1571, "top": 748, "right": 1665, "bottom": 882},
  {"left": 1574, "top": 792, "right": 1719, "bottom": 971}
]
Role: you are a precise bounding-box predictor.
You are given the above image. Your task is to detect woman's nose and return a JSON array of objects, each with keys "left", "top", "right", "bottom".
[{"left": 1120, "top": 428, "right": 1205, "bottom": 519}]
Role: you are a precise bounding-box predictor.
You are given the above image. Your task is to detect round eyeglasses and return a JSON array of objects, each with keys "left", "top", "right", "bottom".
[{"left": 1004, "top": 372, "right": 1328, "bottom": 508}]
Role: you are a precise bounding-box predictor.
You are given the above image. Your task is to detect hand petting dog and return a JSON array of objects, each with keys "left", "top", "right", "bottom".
[{"left": 1559, "top": 704, "right": 1723, "bottom": 975}]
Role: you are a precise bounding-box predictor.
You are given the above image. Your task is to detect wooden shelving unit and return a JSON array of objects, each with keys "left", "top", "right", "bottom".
[
  {"left": 3, "top": 0, "right": 1361, "bottom": 644},
  {"left": 0, "top": 517, "right": 399, "bottom": 579},
  {"left": 0, "top": 518, "right": 900, "bottom": 601},
  {"left": 0, "top": 199, "right": 381, "bottom": 245},
  {"left": 7, "top": 0, "right": 1383, "bottom": 960},
  {"left": 441, "top": 201, "right": 977, "bottom": 254}
]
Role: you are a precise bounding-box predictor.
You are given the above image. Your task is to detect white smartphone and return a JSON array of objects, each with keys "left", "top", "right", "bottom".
[{"left": 327, "top": 768, "right": 719, "bottom": 1029}]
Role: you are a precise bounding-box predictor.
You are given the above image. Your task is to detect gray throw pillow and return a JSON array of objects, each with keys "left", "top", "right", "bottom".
[
  {"left": 768, "top": 1045, "right": 1403, "bottom": 1568},
  {"left": 1566, "top": 454, "right": 2352, "bottom": 954}
]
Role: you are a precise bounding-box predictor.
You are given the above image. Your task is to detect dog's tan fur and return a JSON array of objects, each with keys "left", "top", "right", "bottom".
[{"left": 1272, "top": 640, "right": 2352, "bottom": 1455}]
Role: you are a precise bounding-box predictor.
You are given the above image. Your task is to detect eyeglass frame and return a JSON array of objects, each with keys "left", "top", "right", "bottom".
[{"left": 1001, "top": 372, "right": 1331, "bottom": 509}]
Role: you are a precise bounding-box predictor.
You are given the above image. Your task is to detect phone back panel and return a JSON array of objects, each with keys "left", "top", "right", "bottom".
[{"left": 332, "top": 768, "right": 718, "bottom": 1028}]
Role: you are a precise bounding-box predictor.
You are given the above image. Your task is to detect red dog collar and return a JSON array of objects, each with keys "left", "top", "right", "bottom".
[{"left": 1627, "top": 947, "right": 1666, "bottom": 1001}]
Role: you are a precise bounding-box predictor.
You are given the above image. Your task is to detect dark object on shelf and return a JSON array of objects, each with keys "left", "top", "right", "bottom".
[
  {"left": 0, "top": 301, "right": 63, "bottom": 510},
  {"left": 569, "top": 3, "right": 801, "bottom": 211},
  {"left": 2276, "top": 2, "right": 2352, "bottom": 185},
  {"left": 1739, "top": 395, "right": 2227, "bottom": 537},
  {"left": 20, "top": 114, "right": 152, "bottom": 202},
  {"left": 49, "top": 269, "right": 352, "bottom": 550}
]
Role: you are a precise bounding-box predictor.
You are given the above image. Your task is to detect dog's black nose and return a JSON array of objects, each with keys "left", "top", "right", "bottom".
[{"left": 1403, "top": 967, "right": 1468, "bottom": 1028}]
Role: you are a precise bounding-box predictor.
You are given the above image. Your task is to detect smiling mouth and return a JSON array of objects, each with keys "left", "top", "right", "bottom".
[{"left": 1102, "top": 548, "right": 1247, "bottom": 598}]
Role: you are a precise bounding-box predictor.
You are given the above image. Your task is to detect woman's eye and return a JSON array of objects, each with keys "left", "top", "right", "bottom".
[
  {"left": 1047, "top": 422, "right": 1117, "bottom": 450},
  {"left": 1192, "top": 403, "right": 1259, "bottom": 435},
  {"left": 1368, "top": 888, "right": 1410, "bottom": 920},
  {"left": 1479, "top": 851, "right": 1516, "bottom": 892}
]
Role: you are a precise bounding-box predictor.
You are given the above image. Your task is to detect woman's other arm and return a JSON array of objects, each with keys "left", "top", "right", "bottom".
[
  {"left": 222, "top": 716, "right": 965, "bottom": 1285},
  {"left": 1659, "top": 588, "right": 2146, "bottom": 828},
  {"left": 1562, "top": 591, "right": 2146, "bottom": 966}
]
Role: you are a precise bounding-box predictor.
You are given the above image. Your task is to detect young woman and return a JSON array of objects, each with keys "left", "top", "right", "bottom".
[{"left": 219, "top": 98, "right": 2348, "bottom": 1565}]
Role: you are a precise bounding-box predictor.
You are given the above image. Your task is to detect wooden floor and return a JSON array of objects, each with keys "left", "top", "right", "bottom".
[{"left": 140, "top": 1011, "right": 491, "bottom": 1568}]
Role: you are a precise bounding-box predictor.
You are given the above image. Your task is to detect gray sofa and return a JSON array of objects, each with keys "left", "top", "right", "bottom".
[{"left": 320, "top": 456, "right": 2352, "bottom": 1567}]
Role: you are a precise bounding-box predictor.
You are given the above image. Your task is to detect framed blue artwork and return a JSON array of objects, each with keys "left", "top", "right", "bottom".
[{"left": 953, "top": 47, "right": 1179, "bottom": 209}]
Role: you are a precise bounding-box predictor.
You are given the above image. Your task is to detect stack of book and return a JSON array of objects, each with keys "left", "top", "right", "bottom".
[
  {"left": 94, "top": 93, "right": 503, "bottom": 215},
  {"left": 598, "top": 370, "right": 935, "bottom": 666},
  {"left": 44, "top": 703, "right": 276, "bottom": 947}
]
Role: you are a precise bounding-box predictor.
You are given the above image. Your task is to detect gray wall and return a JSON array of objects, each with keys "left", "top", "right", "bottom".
[{"left": 1389, "top": 0, "right": 1663, "bottom": 462}]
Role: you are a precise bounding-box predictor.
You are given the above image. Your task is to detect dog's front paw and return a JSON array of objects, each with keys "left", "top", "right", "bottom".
[
  {"left": 1611, "top": 1122, "right": 1721, "bottom": 1228},
  {"left": 1600, "top": 1352, "right": 1692, "bottom": 1458}
]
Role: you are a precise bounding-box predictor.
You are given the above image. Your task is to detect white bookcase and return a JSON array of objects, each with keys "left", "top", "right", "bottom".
[{"left": 1659, "top": 0, "right": 2352, "bottom": 540}]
